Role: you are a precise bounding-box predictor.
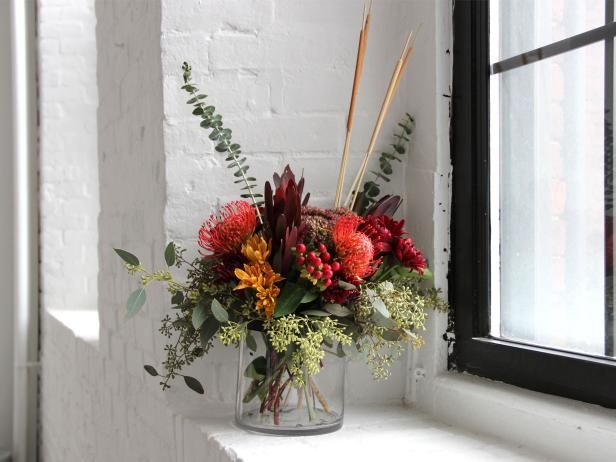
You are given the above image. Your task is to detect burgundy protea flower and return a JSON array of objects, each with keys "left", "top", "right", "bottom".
[
  {"left": 333, "top": 215, "right": 375, "bottom": 281},
  {"left": 198, "top": 201, "right": 257, "bottom": 255},
  {"left": 394, "top": 237, "right": 426, "bottom": 274},
  {"left": 359, "top": 215, "right": 406, "bottom": 255},
  {"left": 212, "top": 253, "right": 247, "bottom": 282},
  {"left": 263, "top": 166, "right": 310, "bottom": 274}
]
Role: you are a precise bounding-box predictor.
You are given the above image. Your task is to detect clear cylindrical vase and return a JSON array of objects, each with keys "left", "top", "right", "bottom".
[{"left": 235, "top": 329, "right": 345, "bottom": 436}]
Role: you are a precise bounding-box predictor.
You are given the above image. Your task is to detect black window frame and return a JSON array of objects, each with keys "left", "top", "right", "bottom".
[{"left": 451, "top": 0, "right": 616, "bottom": 409}]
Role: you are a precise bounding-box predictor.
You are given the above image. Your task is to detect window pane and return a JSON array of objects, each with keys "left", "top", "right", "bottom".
[
  {"left": 491, "top": 41, "right": 608, "bottom": 356},
  {"left": 490, "top": 0, "right": 605, "bottom": 63}
]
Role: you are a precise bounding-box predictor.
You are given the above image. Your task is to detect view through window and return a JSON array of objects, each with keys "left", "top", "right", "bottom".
[{"left": 489, "top": 0, "right": 616, "bottom": 358}]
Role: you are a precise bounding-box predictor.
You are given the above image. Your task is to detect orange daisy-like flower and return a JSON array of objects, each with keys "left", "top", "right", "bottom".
[
  {"left": 333, "top": 215, "right": 375, "bottom": 282},
  {"left": 260, "top": 263, "right": 284, "bottom": 287},
  {"left": 242, "top": 235, "right": 271, "bottom": 265},
  {"left": 234, "top": 263, "right": 262, "bottom": 290},
  {"left": 198, "top": 201, "right": 257, "bottom": 255},
  {"left": 255, "top": 284, "right": 281, "bottom": 318},
  {"left": 234, "top": 260, "right": 283, "bottom": 319}
]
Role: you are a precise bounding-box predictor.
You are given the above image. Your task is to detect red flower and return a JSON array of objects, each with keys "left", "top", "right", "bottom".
[
  {"left": 322, "top": 278, "right": 359, "bottom": 304},
  {"left": 198, "top": 201, "right": 257, "bottom": 255},
  {"left": 212, "top": 253, "right": 247, "bottom": 282},
  {"left": 359, "top": 215, "right": 406, "bottom": 255},
  {"left": 394, "top": 237, "right": 426, "bottom": 274},
  {"left": 333, "top": 215, "right": 375, "bottom": 281}
]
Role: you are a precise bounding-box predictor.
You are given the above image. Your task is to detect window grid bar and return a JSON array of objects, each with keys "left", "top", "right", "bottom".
[
  {"left": 492, "top": 21, "right": 616, "bottom": 75},
  {"left": 605, "top": 0, "right": 615, "bottom": 358}
]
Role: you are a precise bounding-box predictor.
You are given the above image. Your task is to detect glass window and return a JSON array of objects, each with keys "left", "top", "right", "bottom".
[
  {"left": 491, "top": 0, "right": 605, "bottom": 62},
  {"left": 489, "top": 0, "right": 615, "bottom": 357}
]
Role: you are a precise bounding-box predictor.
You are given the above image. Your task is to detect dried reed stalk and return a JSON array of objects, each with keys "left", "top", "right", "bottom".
[
  {"left": 346, "top": 30, "right": 418, "bottom": 209},
  {"left": 308, "top": 377, "right": 330, "bottom": 413},
  {"left": 334, "top": 3, "right": 371, "bottom": 207}
]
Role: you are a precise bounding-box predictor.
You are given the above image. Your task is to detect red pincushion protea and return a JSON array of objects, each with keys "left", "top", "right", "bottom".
[
  {"left": 198, "top": 201, "right": 257, "bottom": 255},
  {"left": 359, "top": 215, "right": 406, "bottom": 254},
  {"left": 333, "top": 215, "right": 375, "bottom": 281},
  {"left": 394, "top": 237, "right": 426, "bottom": 274}
]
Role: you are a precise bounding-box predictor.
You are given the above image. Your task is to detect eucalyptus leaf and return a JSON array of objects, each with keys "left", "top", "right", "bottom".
[
  {"left": 183, "top": 376, "right": 205, "bottom": 394},
  {"left": 181, "top": 65, "right": 262, "bottom": 215},
  {"left": 164, "top": 242, "right": 176, "bottom": 266},
  {"left": 244, "top": 356, "right": 266, "bottom": 380},
  {"left": 323, "top": 303, "right": 352, "bottom": 317},
  {"left": 336, "top": 342, "right": 346, "bottom": 358},
  {"left": 242, "top": 379, "right": 262, "bottom": 403},
  {"left": 302, "top": 309, "right": 331, "bottom": 317},
  {"left": 211, "top": 299, "right": 229, "bottom": 323},
  {"left": 368, "top": 293, "right": 397, "bottom": 328},
  {"left": 126, "top": 288, "right": 146, "bottom": 319},
  {"left": 192, "top": 303, "right": 208, "bottom": 329},
  {"left": 171, "top": 291, "right": 184, "bottom": 306},
  {"left": 392, "top": 144, "right": 406, "bottom": 154},
  {"left": 114, "top": 248, "right": 139, "bottom": 266},
  {"left": 372, "top": 296, "right": 390, "bottom": 318},
  {"left": 245, "top": 331, "right": 257, "bottom": 352},
  {"left": 200, "top": 317, "right": 220, "bottom": 346},
  {"left": 300, "top": 291, "right": 320, "bottom": 304},
  {"left": 338, "top": 280, "right": 357, "bottom": 291},
  {"left": 381, "top": 329, "right": 403, "bottom": 341},
  {"left": 144, "top": 365, "right": 158, "bottom": 376}
]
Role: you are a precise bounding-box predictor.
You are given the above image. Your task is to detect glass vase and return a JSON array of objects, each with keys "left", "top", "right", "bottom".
[{"left": 235, "top": 329, "right": 345, "bottom": 436}]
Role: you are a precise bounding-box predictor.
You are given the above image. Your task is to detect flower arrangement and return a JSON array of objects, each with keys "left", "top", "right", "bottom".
[{"left": 115, "top": 8, "right": 446, "bottom": 433}]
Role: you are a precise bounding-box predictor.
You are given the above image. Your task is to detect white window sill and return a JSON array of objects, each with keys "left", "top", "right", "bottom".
[
  {"left": 46, "top": 309, "right": 100, "bottom": 346},
  {"left": 179, "top": 403, "right": 549, "bottom": 462},
  {"left": 421, "top": 373, "right": 616, "bottom": 462}
]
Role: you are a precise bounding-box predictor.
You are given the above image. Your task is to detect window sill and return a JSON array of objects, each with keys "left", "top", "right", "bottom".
[
  {"left": 421, "top": 372, "right": 616, "bottom": 461},
  {"left": 178, "top": 403, "right": 548, "bottom": 462},
  {"left": 46, "top": 309, "right": 100, "bottom": 346}
]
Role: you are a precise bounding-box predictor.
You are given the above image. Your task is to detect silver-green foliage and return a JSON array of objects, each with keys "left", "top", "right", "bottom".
[
  {"left": 181, "top": 62, "right": 263, "bottom": 223},
  {"left": 353, "top": 113, "right": 416, "bottom": 215}
]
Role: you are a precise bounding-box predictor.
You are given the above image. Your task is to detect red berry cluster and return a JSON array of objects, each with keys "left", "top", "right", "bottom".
[{"left": 295, "top": 242, "right": 341, "bottom": 288}]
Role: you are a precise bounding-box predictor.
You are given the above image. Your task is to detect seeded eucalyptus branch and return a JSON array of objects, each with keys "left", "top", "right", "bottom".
[
  {"left": 353, "top": 113, "right": 415, "bottom": 215},
  {"left": 181, "top": 62, "right": 264, "bottom": 224}
]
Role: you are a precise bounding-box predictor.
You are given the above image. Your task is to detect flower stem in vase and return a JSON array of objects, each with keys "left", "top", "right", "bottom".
[
  {"left": 296, "top": 385, "right": 304, "bottom": 410},
  {"left": 282, "top": 380, "right": 294, "bottom": 408},
  {"left": 274, "top": 377, "right": 291, "bottom": 425},
  {"left": 303, "top": 383, "right": 315, "bottom": 422},
  {"left": 309, "top": 377, "right": 330, "bottom": 414}
]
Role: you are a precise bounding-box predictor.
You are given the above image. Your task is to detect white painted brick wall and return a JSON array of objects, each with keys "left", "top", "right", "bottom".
[
  {"left": 40, "top": 0, "right": 179, "bottom": 460},
  {"left": 38, "top": 0, "right": 99, "bottom": 313},
  {"left": 39, "top": 1, "right": 448, "bottom": 460}
]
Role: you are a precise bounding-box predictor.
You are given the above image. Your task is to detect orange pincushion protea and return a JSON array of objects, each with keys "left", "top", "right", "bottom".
[
  {"left": 198, "top": 201, "right": 257, "bottom": 255},
  {"left": 333, "top": 215, "right": 375, "bottom": 281}
]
